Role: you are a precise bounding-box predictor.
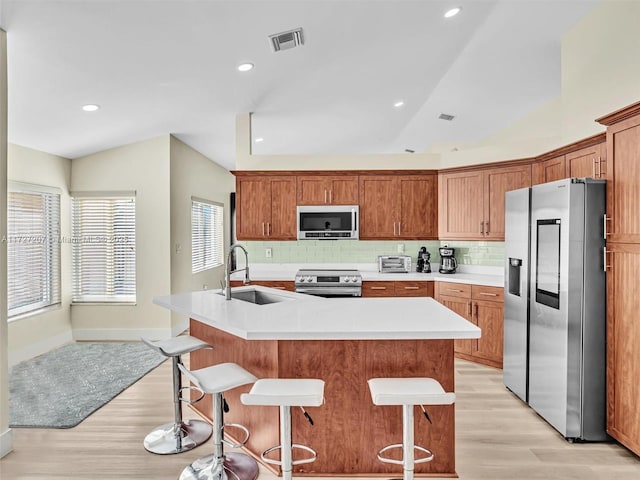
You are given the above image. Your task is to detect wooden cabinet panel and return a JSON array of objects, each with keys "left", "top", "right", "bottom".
[
  {"left": 399, "top": 175, "right": 438, "bottom": 239},
  {"left": 606, "top": 243, "right": 640, "bottom": 456},
  {"left": 472, "top": 299, "right": 503, "bottom": 366},
  {"left": 566, "top": 142, "right": 606, "bottom": 179},
  {"left": 297, "top": 175, "right": 358, "bottom": 205},
  {"left": 483, "top": 165, "right": 531, "bottom": 239},
  {"left": 438, "top": 295, "right": 473, "bottom": 355},
  {"left": 230, "top": 280, "right": 295, "bottom": 292},
  {"left": 605, "top": 116, "right": 640, "bottom": 243},
  {"left": 361, "top": 281, "right": 396, "bottom": 297},
  {"left": 532, "top": 155, "right": 566, "bottom": 185},
  {"left": 236, "top": 176, "right": 296, "bottom": 240},
  {"left": 359, "top": 174, "right": 437, "bottom": 239},
  {"left": 438, "top": 171, "right": 484, "bottom": 239},
  {"left": 394, "top": 281, "right": 433, "bottom": 297},
  {"left": 359, "top": 176, "right": 398, "bottom": 238},
  {"left": 471, "top": 284, "right": 504, "bottom": 303},
  {"left": 437, "top": 281, "right": 471, "bottom": 299}
]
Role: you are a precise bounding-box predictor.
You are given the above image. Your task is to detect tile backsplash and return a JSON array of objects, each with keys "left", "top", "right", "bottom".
[{"left": 241, "top": 240, "right": 504, "bottom": 267}]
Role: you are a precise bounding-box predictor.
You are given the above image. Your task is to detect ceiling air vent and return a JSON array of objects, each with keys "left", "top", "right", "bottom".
[
  {"left": 269, "top": 28, "right": 304, "bottom": 52},
  {"left": 439, "top": 113, "right": 455, "bottom": 121}
]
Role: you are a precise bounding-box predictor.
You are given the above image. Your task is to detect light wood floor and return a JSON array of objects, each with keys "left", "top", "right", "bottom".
[{"left": 1, "top": 358, "right": 639, "bottom": 479}]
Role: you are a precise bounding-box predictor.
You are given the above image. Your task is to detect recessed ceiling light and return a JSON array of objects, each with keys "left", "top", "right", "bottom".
[
  {"left": 237, "top": 63, "right": 254, "bottom": 72},
  {"left": 444, "top": 7, "right": 461, "bottom": 18},
  {"left": 394, "top": 101, "right": 405, "bottom": 108},
  {"left": 255, "top": 137, "right": 264, "bottom": 143},
  {"left": 82, "top": 104, "right": 100, "bottom": 112}
]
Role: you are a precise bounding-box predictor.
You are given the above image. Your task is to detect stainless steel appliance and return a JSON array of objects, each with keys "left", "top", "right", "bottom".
[
  {"left": 503, "top": 178, "right": 607, "bottom": 441},
  {"left": 416, "top": 246, "right": 431, "bottom": 273},
  {"left": 378, "top": 255, "right": 411, "bottom": 273},
  {"left": 438, "top": 246, "right": 457, "bottom": 274},
  {"left": 297, "top": 205, "right": 359, "bottom": 240},
  {"left": 294, "top": 269, "right": 362, "bottom": 297}
]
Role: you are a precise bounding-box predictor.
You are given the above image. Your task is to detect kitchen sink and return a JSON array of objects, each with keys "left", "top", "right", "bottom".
[{"left": 218, "top": 288, "right": 291, "bottom": 305}]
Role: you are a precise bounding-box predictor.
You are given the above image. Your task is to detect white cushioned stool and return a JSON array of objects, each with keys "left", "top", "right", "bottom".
[
  {"left": 241, "top": 379, "right": 325, "bottom": 480},
  {"left": 177, "top": 362, "right": 258, "bottom": 480},
  {"left": 141, "top": 336, "right": 213, "bottom": 454},
  {"left": 368, "top": 377, "right": 455, "bottom": 480}
]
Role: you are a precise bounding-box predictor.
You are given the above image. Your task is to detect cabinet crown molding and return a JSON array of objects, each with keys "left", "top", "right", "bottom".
[{"left": 596, "top": 100, "right": 640, "bottom": 126}]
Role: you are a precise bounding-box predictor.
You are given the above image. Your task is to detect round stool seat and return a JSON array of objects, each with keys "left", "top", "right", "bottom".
[
  {"left": 142, "top": 336, "right": 212, "bottom": 357},
  {"left": 179, "top": 362, "right": 258, "bottom": 394},
  {"left": 241, "top": 379, "right": 325, "bottom": 406},
  {"left": 368, "top": 377, "right": 456, "bottom": 406}
]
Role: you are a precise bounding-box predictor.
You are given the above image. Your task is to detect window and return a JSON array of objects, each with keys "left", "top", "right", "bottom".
[
  {"left": 191, "top": 198, "right": 223, "bottom": 273},
  {"left": 71, "top": 194, "right": 136, "bottom": 303},
  {"left": 7, "top": 183, "right": 61, "bottom": 318}
]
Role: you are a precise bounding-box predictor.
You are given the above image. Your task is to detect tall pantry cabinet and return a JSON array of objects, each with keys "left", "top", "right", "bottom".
[{"left": 596, "top": 101, "right": 640, "bottom": 457}]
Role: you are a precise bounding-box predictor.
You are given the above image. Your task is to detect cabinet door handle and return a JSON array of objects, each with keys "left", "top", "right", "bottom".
[
  {"left": 371, "top": 286, "right": 387, "bottom": 290},
  {"left": 404, "top": 286, "right": 420, "bottom": 290},
  {"left": 398, "top": 222, "right": 401, "bottom": 236},
  {"left": 480, "top": 221, "right": 484, "bottom": 235},
  {"left": 393, "top": 222, "right": 397, "bottom": 236},
  {"left": 467, "top": 301, "right": 472, "bottom": 315},
  {"left": 324, "top": 190, "right": 328, "bottom": 204},
  {"left": 473, "top": 303, "right": 478, "bottom": 318},
  {"left": 446, "top": 288, "right": 463, "bottom": 293},
  {"left": 603, "top": 247, "right": 612, "bottom": 272},
  {"left": 603, "top": 214, "right": 612, "bottom": 238},
  {"left": 273, "top": 286, "right": 287, "bottom": 290},
  {"left": 267, "top": 223, "right": 271, "bottom": 236},
  {"left": 262, "top": 222, "right": 265, "bottom": 236},
  {"left": 329, "top": 190, "right": 332, "bottom": 204},
  {"left": 598, "top": 158, "right": 605, "bottom": 177},
  {"left": 593, "top": 158, "right": 597, "bottom": 178},
  {"left": 479, "top": 292, "right": 498, "bottom": 297},
  {"left": 485, "top": 222, "right": 489, "bottom": 235}
]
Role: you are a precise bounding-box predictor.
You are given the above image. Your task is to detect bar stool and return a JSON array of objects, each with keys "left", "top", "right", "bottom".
[
  {"left": 367, "top": 377, "right": 455, "bottom": 480},
  {"left": 241, "top": 379, "right": 325, "bottom": 480},
  {"left": 141, "top": 336, "right": 213, "bottom": 454},
  {"left": 178, "top": 362, "right": 259, "bottom": 480}
]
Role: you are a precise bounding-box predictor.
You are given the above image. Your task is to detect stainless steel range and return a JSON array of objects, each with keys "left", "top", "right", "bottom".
[{"left": 294, "top": 269, "right": 362, "bottom": 297}]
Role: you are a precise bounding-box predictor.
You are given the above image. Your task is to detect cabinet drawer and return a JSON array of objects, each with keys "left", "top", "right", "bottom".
[
  {"left": 230, "top": 280, "right": 295, "bottom": 292},
  {"left": 394, "top": 281, "right": 433, "bottom": 297},
  {"left": 471, "top": 285, "right": 504, "bottom": 302},
  {"left": 437, "top": 282, "right": 471, "bottom": 298},
  {"left": 362, "top": 281, "right": 396, "bottom": 297}
]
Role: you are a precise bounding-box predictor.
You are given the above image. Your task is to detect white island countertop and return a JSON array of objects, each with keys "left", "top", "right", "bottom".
[{"left": 153, "top": 285, "right": 481, "bottom": 341}]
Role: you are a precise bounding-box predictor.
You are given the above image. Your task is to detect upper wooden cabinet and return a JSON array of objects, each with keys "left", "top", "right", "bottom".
[
  {"left": 439, "top": 164, "right": 531, "bottom": 240},
  {"left": 235, "top": 176, "right": 297, "bottom": 240},
  {"left": 297, "top": 175, "right": 359, "bottom": 205},
  {"left": 566, "top": 142, "right": 606, "bottom": 179},
  {"left": 359, "top": 174, "right": 438, "bottom": 239},
  {"left": 532, "top": 155, "right": 565, "bottom": 185}
]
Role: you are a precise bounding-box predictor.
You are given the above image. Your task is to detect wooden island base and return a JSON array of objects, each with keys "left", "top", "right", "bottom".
[{"left": 190, "top": 320, "right": 457, "bottom": 477}]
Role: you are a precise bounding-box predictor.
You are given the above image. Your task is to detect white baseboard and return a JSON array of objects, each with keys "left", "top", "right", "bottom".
[
  {"left": 72, "top": 327, "right": 174, "bottom": 342},
  {"left": 8, "top": 330, "right": 74, "bottom": 366},
  {"left": 0, "top": 428, "right": 13, "bottom": 459}
]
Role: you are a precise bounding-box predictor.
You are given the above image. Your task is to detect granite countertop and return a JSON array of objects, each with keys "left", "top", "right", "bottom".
[
  {"left": 153, "top": 285, "right": 481, "bottom": 341},
  {"left": 232, "top": 263, "right": 504, "bottom": 288}
]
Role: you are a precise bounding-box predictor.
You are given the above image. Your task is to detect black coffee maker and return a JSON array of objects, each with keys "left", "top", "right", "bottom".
[
  {"left": 439, "top": 246, "right": 457, "bottom": 274},
  {"left": 416, "top": 246, "right": 431, "bottom": 273}
]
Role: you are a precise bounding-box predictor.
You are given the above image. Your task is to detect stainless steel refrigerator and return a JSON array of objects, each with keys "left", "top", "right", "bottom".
[{"left": 503, "top": 178, "right": 608, "bottom": 441}]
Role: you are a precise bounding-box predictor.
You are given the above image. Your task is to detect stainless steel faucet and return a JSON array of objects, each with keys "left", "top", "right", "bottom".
[{"left": 225, "top": 244, "right": 250, "bottom": 299}]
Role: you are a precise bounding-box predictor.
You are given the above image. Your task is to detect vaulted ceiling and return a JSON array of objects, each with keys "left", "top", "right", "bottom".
[{"left": 0, "top": 0, "right": 601, "bottom": 170}]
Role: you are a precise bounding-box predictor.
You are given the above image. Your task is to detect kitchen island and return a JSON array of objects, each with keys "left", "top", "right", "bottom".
[{"left": 153, "top": 286, "right": 480, "bottom": 477}]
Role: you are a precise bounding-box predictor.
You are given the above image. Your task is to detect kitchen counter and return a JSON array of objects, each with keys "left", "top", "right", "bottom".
[
  {"left": 231, "top": 262, "right": 504, "bottom": 287},
  {"left": 153, "top": 285, "right": 480, "bottom": 340},
  {"left": 153, "top": 286, "right": 478, "bottom": 476}
]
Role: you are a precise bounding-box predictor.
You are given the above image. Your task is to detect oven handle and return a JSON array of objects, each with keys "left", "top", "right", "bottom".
[{"left": 295, "top": 287, "right": 362, "bottom": 296}]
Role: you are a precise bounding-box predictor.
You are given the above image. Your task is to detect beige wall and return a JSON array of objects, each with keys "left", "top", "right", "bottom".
[
  {"left": 70, "top": 136, "right": 172, "bottom": 340},
  {"left": 6, "top": 145, "right": 73, "bottom": 364},
  {"left": 169, "top": 136, "right": 235, "bottom": 332},
  {"left": 1, "top": 28, "right": 11, "bottom": 459}
]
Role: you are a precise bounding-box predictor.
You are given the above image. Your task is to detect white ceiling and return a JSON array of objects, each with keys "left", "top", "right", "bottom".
[{"left": 0, "top": 0, "right": 601, "bottom": 170}]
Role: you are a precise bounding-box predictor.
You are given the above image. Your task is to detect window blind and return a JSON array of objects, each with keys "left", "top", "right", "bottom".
[
  {"left": 71, "top": 195, "right": 136, "bottom": 302},
  {"left": 7, "top": 188, "right": 61, "bottom": 317},
  {"left": 191, "top": 198, "right": 223, "bottom": 273}
]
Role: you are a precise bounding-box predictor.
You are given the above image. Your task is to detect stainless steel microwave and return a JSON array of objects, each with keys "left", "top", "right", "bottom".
[{"left": 297, "top": 205, "right": 359, "bottom": 240}]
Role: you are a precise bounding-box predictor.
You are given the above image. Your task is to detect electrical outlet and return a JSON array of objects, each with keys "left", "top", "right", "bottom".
[
  {"left": 397, "top": 243, "right": 405, "bottom": 254},
  {"left": 265, "top": 248, "right": 272, "bottom": 258},
  {"left": 202, "top": 284, "right": 208, "bottom": 290}
]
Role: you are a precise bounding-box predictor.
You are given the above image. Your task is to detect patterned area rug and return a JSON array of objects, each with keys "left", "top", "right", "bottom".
[{"left": 9, "top": 341, "right": 166, "bottom": 428}]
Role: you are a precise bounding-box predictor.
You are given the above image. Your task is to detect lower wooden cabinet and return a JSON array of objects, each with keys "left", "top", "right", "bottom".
[
  {"left": 435, "top": 281, "right": 504, "bottom": 369},
  {"left": 361, "top": 280, "right": 433, "bottom": 297},
  {"left": 230, "top": 280, "right": 295, "bottom": 291}
]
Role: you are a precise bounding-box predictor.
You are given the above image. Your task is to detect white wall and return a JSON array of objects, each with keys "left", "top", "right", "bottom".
[
  {"left": 6, "top": 145, "right": 73, "bottom": 365},
  {"left": 70, "top": 136, "right": 172, "bottom": 340},
  {"left": 169, "top": 136, "right": 235, "bottom": 332},
  {"left": 0, "top": 28, "right": 11, "bottom": 460}
]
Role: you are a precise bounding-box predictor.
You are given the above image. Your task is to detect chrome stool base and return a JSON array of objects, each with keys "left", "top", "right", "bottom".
[
  {"left": 178, "top": 452, "right": 259, "bottom": 480},
  {"left": 144, "top": 419, "right": 213, "bottom": 455}
]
